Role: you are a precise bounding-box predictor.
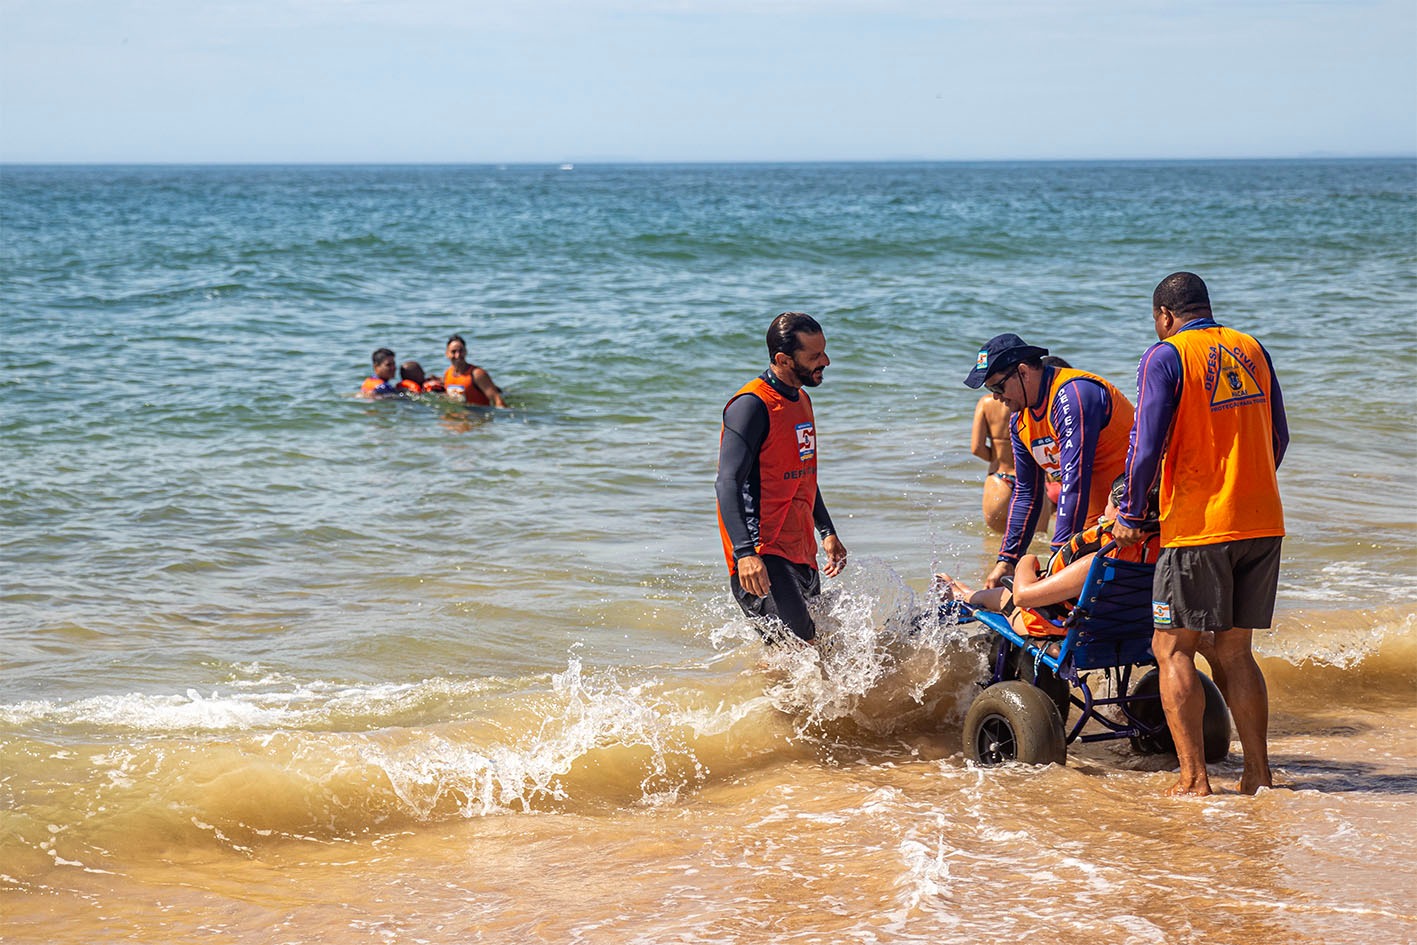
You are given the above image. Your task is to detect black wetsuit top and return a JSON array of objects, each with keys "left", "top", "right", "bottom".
[{"left": 714, "top": 370, "right": 838, "bottom": 563}]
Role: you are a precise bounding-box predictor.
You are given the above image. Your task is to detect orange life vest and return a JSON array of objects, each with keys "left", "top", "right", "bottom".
[
  {"left": 717, "top": 377, "right": 819, "bottom": 574},
  {"left": 443, "top": 365, "right": 491, "bottom": 406},
  {"left": 397, "top": 379, "right": 423, "bottom": 394},
  {"left": 361, "top": 376, "right": 395, "bottom": 397},
  {"left": 1157, "top": 325, "right": 1285, "bottom": 547},
  {"left": 1011, "top": 367, "right": 1134, "bottom": 533}
]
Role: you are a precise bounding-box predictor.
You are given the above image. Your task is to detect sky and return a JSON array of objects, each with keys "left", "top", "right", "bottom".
[{"left": 1, "top": 0, "right": 1414, "bottom": 163}]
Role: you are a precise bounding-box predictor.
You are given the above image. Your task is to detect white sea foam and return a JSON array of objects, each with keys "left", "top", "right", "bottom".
[{"left": 0, "top": 676, "right": 498, "bottom": 733}]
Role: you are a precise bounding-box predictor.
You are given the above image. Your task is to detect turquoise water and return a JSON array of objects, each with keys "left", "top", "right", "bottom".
[
  {"left": 4, "top": 161, "right": 1413, "bottom": 693},
  {"left": 3, "top": 161, "right": 1416, "bottom": 944}
]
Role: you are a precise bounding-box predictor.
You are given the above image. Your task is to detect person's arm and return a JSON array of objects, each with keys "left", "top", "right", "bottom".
[
  {"left": 471, "top": 367, "right": 508, "bottom": 408},
  {"left": 715, "top": 394, "right": 772, "bottom": 595},
  {"left": 812, "top": 491, "right": 847, "bottom": 577},
  {"left": 970, "top": 397, "right": 993, "bottom": 463},
  {"left": 1049, "top": 379, "right": 1111, "bottom": 550},
  {"left": 1011, "top": 552, "right": 1093, "bottom": 608},
  {"left": 987, "top": 423, "right": 1044, "bottom": 587},
  {"left": 1115, "top": 343, "right": 1182, "bottom": 542},
  {"left": 1261, "top": 344, "right": 1289, "bottom": 468}
]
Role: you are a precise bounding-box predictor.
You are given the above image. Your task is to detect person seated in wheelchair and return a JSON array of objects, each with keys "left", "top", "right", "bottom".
[{"left": 937, "top": 475, "right": 1161, "bottom": 648}]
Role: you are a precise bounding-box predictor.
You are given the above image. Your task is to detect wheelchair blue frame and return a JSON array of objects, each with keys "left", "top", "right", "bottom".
[{"left": 959, "top": 542, "right": 1169, "bottom": 749}]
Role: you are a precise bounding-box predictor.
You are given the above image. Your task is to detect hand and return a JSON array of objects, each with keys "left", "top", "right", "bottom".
[
  {"left": 736, "top": 554, "right": 770, "bottom": 598},
  {"left": 821, "top": 534, "right": 848, "bottom": 578},
  {"left": 1112, "top": 523, "right": 1145, "bottom": 548},
  {"left": 983, "top": 560, "right": 1014, "bottom": 589}
]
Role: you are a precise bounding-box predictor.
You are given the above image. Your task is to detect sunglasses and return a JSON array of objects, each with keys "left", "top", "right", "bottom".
[{"left": 984, "top": 367, "right": 1017, "bottom": 396}]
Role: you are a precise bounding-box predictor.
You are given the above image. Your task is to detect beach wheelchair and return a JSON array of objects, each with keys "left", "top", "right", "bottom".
[{"left": 956, "top": 543, "right": 1231, "bottom": 767}]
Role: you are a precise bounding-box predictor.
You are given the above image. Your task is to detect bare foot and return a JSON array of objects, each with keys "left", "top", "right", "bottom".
[
  {"left": 1163, "top": 777, "right": 1213, "bottom": 797},
  {"left": 1236, "top": 771, "right": 1273, "bottom": 795},
  {"left": 933, "top": 573, "right": 973, "bottom": 601}
]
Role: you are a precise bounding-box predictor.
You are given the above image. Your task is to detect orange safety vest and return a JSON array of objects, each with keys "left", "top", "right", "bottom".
[
  {"left": 397, "top": 379, "right": 423, "bottom": 394},
  {"left": 1011, "top": 367, "right": 1134, "bottom": 533},
  {"left": 1158, "top": 326, "right": 1285, "bottom": 547},
  {"left": 717, "top": 377, "right": 820, "bottom": 574},
  {"left": 443, "top": 366, "right": 491, "bottom": 406},
  {"left": 361, "top": 376, "right": 395, "bottom": 397}
]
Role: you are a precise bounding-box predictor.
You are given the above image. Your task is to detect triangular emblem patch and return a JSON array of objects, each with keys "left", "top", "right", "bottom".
[{"left": 1210, "top": 345, "right": 1266, "bottom": 408}]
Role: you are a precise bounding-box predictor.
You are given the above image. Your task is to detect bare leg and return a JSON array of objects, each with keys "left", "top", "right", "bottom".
[
  {"left": 1152, "top": 626, "right": 1211, "bottom": 796},
  {"left": 1196, "top": 631, "right": 1228, "bottom": 693},
  {"left": 982, "top": 475, "right": 1012, "bottom": 533},
  {"left": 1210, "top": 628, "right": 1272, "bottom": 794}
]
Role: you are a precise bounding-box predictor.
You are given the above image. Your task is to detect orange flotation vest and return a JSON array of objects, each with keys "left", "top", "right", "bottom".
[
  {"left": 443, "top": 366, "right": 491, "bottom": 406},
  {"left": 717, "top": 377, "right": 820, "bottom": 574},
  {"left": 361, "top": 376, "right": 396, "bottom": 397}
]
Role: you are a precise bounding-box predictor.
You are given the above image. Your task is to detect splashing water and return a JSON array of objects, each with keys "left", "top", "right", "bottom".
[{"left": 721, "top": 558, "right": 990, "bottom": 739}]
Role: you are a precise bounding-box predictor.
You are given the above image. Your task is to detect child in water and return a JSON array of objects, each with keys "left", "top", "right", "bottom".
[
  {"left": 359, "top": 348, "right": 399, "bottom": 399},
  {"left": 398, "top": 360, "right": 444, "bottom": 395}
]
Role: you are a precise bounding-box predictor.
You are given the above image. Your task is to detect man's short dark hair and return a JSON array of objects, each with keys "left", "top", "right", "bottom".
[
  {"left": 766, "top": 312, "right": 823, "bottom": 360},
  {"left": 372, "top": 347, "right": 395, "bottom": 367},
  {"left": 1041, "top": 355, "right": 1072, "bottom": 370},
  {"left": 400, "top": 360, "right": 425, "bottom": 383},
  {"left": 1153, "top": 271, "right": 1211, "bottom": 319}
]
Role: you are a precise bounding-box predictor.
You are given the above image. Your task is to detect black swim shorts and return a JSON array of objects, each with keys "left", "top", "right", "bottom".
[
  {"left": 1152, "top": 536, "right": 1283, "bottom": 632},
  {"left": 730, "top": 554, "right": 821, "bottom": 643}
]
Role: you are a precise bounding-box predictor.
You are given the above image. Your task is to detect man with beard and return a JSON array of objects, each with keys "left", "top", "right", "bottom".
[{"left": 715, "top": 312, "right": 848, "bottom": 643}]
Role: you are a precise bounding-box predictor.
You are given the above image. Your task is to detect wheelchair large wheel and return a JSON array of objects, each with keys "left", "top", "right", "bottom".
[
  {"left": 988, "top": 638, "right": 1071, "bottom": 725},
  {"left": 1128, "top": 669, "right": 1232, "bottom": 762},
  {"left": 964, "top": 681, "right": 1066, "bottom": 767}
]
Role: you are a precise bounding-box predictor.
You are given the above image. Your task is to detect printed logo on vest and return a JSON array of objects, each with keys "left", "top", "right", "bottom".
[
  {"left": 1152, "top": 601, "right": 1173, "bottom": 626},
  {"left": 795, "top": 422, "right": 816, "bottom": 460},
  {"left": 1207, "top": 344, "right": 1266, "bottom": 411},
  {"left": 1029, "top": 435, "right": 1059, "bottom": 470}
]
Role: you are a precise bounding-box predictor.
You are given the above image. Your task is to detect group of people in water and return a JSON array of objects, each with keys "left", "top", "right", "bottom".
[
  {"left": 715, "top": 272, "right": 1288, "bottom": 798},
  {"left": 358, "top": 334, "right": 508, "bottom": 408}
]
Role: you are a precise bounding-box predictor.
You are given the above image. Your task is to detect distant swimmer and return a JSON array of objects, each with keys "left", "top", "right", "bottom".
[
  {"left": 359, "top": 348, "right": 399, "bottom": 399},
  {"left": 443, "top": 334, "right": 508, "bottom": 408},
  {"left": 964, "top": 334, "right": 1134, "bottom": 590},
  {"left": 715, "top": 312, "right": 848, "bottom": 644},
  {"left": 398, "top": 360, "right": 444, "bottom": 395},
  {"left": 1114, "top": 272, "right": 1289, "bottom": 797}
]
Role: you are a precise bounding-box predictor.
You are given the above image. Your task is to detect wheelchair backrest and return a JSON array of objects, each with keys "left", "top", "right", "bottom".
[{"left": 1056, "top": 550, "right": 1157, "bottom": 670}]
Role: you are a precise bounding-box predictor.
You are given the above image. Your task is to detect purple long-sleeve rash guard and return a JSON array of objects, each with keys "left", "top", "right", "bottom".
[
  {"left": 1116, "top": 317, "right": 1290, "bottom": 529},
  {"left": 999, "top": 372, "right": 1115, "bottom": 562}
]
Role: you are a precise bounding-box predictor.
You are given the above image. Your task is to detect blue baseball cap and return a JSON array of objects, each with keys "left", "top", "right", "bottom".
[{"left": 964, "top": 333, "right": 1050, "bottom": 389}]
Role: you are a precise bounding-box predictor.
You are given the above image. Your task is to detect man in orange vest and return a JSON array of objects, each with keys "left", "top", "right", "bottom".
[
  {"left": 1115, "top": 272, "right": 1289, "bottom": 797},
  {"left": 964, "top": 334, "right": 1135, "bottom": 590},
  {"left": 715, "top": 312, "right": 848, "bottom": 643}
]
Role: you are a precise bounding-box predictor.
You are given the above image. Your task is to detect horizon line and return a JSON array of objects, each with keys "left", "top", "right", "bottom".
[{"left": 3, "top": 153, "right": 1415, "bottom": 169}]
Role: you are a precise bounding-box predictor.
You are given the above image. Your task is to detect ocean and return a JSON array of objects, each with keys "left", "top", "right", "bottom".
[{"left": 2, "top": 160, "right": 1415, "bottom": 944}]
